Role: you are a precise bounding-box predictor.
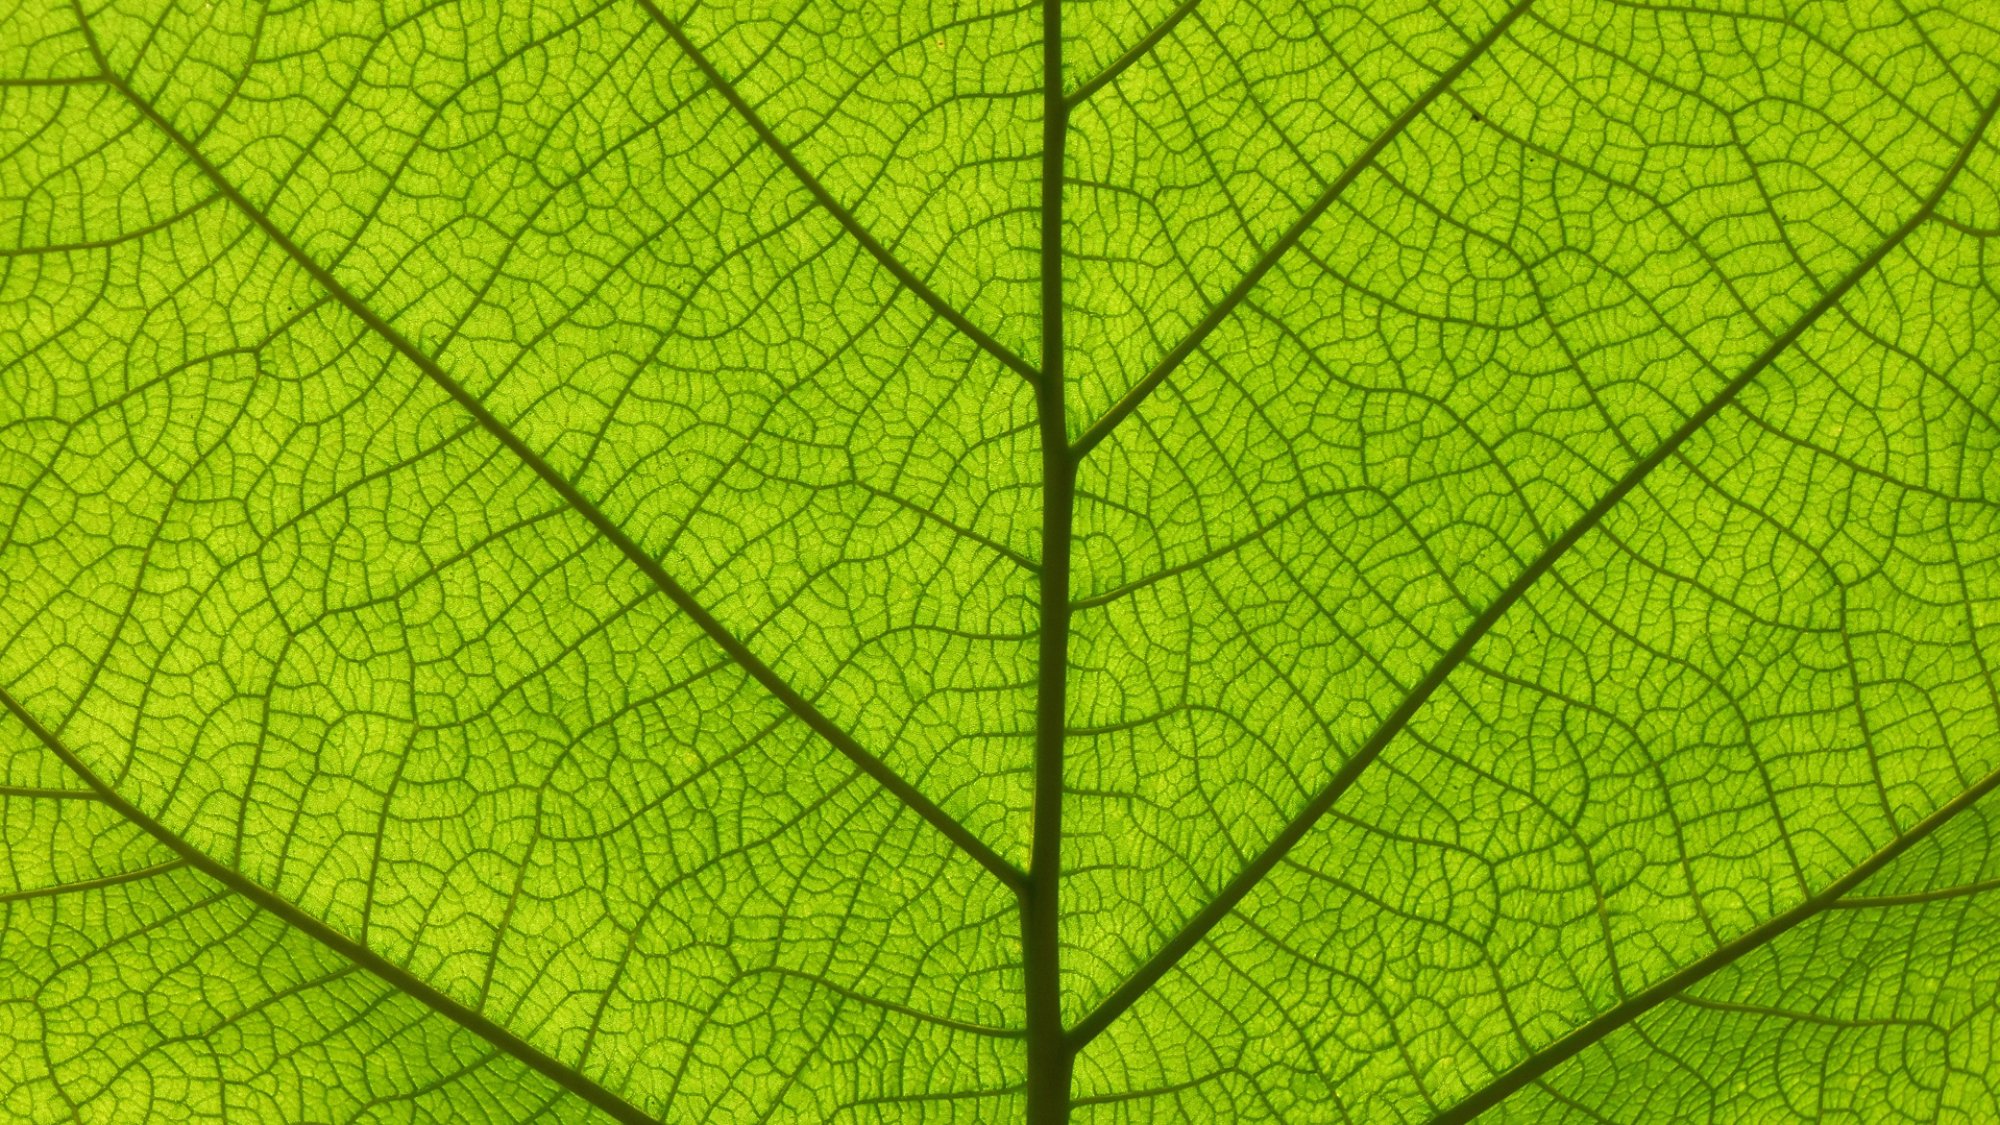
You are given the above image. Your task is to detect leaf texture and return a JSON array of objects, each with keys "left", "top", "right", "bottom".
[{"left": 3, "top": 0, "right": 2000, "bottom": 1121}]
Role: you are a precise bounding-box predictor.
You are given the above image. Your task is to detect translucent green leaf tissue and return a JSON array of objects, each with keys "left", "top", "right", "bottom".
[{"left": 4, "top": 0, "right": 2000, "bottom": 1120}]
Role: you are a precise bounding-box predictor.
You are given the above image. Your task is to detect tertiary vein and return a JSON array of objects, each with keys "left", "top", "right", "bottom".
[
  {"left": 63, "top": 13, "right": 1026, "bottom": 892},
  {"left": 1066, "top": 77, "right": 2000, "bottom": 1053},
  {"left": 631, "top": 0, "right": 1044, "bottom": 388},
  {"left": 0, "top": 686, "right": 669, "bottom": 1125},
  {"left": 1068, "top": 0, "right": 1538, "bottom": 459},
  {"left": 1424, "top": 754, "right": 2000, "bottom": 1124}
]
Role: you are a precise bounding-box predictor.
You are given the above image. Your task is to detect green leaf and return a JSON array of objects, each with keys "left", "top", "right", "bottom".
[{"left": 3, "top": 0, "right": 1999, "bottom": 1121}]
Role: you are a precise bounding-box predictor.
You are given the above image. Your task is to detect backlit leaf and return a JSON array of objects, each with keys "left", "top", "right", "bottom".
[{"left": 4, "top": 0, "right": 1999, "bottom": 1121}]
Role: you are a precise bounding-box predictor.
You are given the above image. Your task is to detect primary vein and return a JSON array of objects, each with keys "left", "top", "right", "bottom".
[{"left": 1021, "top": 0, "right": 1076, "bottom": 1117}]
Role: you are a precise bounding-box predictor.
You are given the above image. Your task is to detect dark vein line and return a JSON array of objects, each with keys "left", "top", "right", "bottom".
[
  {"left": 629, "top": 0, "right": 1042, "bottom": 387},
  {"left": 1063, "top": 0, "right": 1204, "bottom": 108},
  {"left": 1424, "top": 755, "right": 2000, "bottom": 1124},
  {"left": 0, "top": 858, "right": 189, "bottom": 903},
  {"left": 1066, "top": 81, "right": 2000, "bottom": 1052},
  {"left": 0, "top": 74, "right": 106, "bottom": 88},
  {"left": 851, "top": 480, "right": 1041, "bottom": 574},
  {"left": 1672, "top": 993, "right": 1936, "bottom": 1032},
  {"left": 1068, "top": 0, "right": 1535, "bottom": 459},
  {"left": 750, "top": 966, "right": 1025, "bottom": 1038},
  {"left": 98, "top": 69, "right": 1026, "bottom": 894},
  {"left": 849, "top": 1082, "right": 1027, "bottom": 1109},
  {"left": 1023, "top": 0, "right": 1076, "bottom": 1117},
  {"left": 0, "top": 192, "right": 222, "bottom": 257},
  {"left": 0, "top": 784, "right": 103, "bottom": 800},
  {"left": 1069, "top": 487, "right": 1367, "bottom": 610},
  {"left": 1070, "top": 1069, "right": 1229, "bottom": 1106},
  {"left": 1832, "top": 873, "right": 2000, "bottom": 909},
  {"left": 0, "top": 688, "right": 665, "bottom": 1125}
]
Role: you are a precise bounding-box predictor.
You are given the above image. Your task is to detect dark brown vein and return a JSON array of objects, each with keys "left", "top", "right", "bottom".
[
  {"left": 1066, "top": 80, "right": 2000, "bottom": 1052},
  {"left": 1068, "top": 0, "right": 1537, "bottom": 458}
]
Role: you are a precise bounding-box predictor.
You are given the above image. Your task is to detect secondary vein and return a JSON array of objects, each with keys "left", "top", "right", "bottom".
[
  {"left": 1068, "top": 0, "right": 1537, "bottom": 459},
  {"left": 631, "top": 0, "right": 1043, "bottom": 387},
  {"left": 91, "top": 58, "right": 1025, "bottom": 892},
  {"left": 0, "top": 687, "right": 669, "bottom": 1125},
  {"left": 1063, "top": 0, "right": 1205, "bottom": 108},
  {"left": 1067, "top": 78, "right": 2000, "bottom": 1053},
  {"left": 1424, "top": 754, "right": 2000, "bottom": 1124}
]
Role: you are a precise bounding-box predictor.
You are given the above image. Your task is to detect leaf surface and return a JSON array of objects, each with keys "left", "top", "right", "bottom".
[{"left": 3, "top": 0, "right": 2000, "bottom": 1121}]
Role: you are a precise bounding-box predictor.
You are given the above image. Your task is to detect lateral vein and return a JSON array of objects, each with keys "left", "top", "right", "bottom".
[
  {"left": 0, "top": 858, "right": 189, "bottom": 903},
  {"left": 1424, "top": 755, "right": 2000, "bottom": 1124},
  {"left": 1069, "top": 0, "right": 1536, "bottom": 459},
  {"left": 1831, "top": 873, "right": 2000, "bottom": 909},
  {"left": 1066, "top": 80, "right": 2000, "bottom": 1053},
  {"left": 1063, "top": 0, "right": 1204, "bottom": 108},
  {"left": 631, "top": 0, "right": 1043, "bottom": 387},
  {"left": 98, "top": 71, "right": 1026, "bottom": 893},
  {"left": 0, "top": 688, "right": 669, "bottom": 1125},
  {"left": 752, "top": 967, "right": 1027, "bottom": 1038}
]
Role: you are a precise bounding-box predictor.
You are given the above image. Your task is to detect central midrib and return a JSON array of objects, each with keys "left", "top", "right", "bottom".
[
  {"left": 1020, "top": 0, "right": 1078, "bottom": 1118},
  {"left": 1017, "top": 0, "right": 1536, "bottom": 1115}
]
